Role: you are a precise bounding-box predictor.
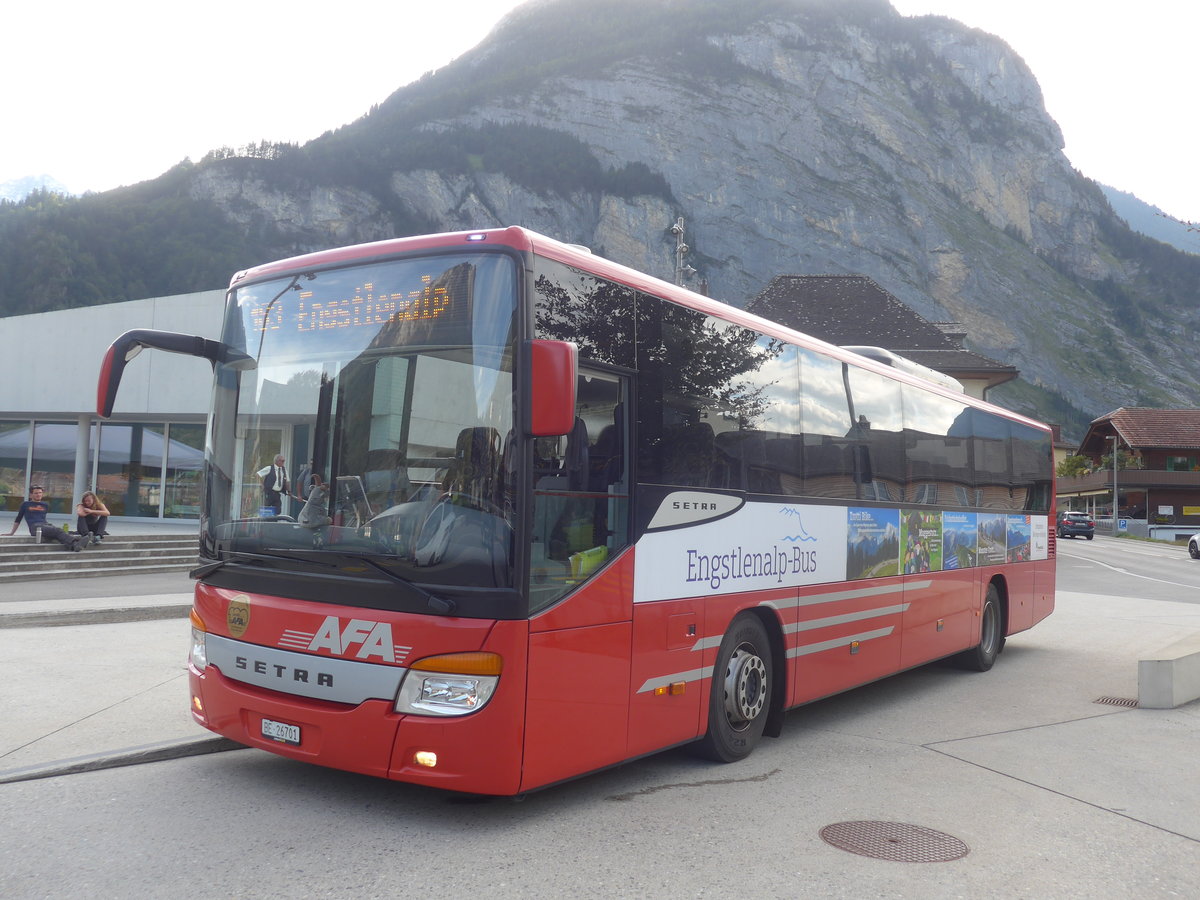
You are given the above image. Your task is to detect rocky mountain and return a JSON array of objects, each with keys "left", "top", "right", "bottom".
[{"left": 2, "top": 0, "right": 1198, "bottom": 438}]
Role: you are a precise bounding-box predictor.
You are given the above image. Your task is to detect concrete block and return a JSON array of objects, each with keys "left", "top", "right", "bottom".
[{"left": 1138, "top": 632, "right": 1200, "bottom": 709}]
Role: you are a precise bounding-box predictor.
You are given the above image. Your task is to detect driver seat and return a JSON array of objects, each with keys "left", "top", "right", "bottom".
[{"left": 442, "top": 426, "right": 502, "bottom": 506}]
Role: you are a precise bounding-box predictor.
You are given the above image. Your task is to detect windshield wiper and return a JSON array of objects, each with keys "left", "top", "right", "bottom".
[
  {"left": 191, "top": 550, "right": 336, "bottom": 580},
  {"left": 193, "top": 549, "right": 340, "bottom": 585},
  {"left": 224, "top": 547, "right": 457, "bottom": 615}
]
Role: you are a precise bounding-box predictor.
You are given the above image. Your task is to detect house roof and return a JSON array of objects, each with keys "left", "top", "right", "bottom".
[
  {"left": 1079, "top": 407, "right": 1200, "bottom": 454},
  {"left": 749, "top": 275, "right": 1017, "bottom": 384}
]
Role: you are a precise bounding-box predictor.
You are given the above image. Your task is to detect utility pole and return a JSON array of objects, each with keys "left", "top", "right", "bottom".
[{"left": 1108, "top": 434, "right": 1120, "bottom": 535}]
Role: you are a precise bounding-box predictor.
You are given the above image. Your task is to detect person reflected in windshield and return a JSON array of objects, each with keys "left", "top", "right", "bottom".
[
  {"left": 258, "top": 454, "right": 289, "bottom": 515},
  {"left": 298, "top": 473, "right": 332, "bottom": 528}
]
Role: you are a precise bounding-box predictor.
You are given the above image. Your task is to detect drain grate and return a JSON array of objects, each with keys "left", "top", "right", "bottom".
[
  {"left": 1094, "top": 696, "right": 1139, "bottom": 708},
  {"left": 819, "top": 821, "right": 969, "bottom": 862}
]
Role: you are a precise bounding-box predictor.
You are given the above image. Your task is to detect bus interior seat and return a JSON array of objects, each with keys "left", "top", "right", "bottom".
[
  {"left": 443, "top": 426, "right": 502, "bottom": 507},
  {"left": 662, "top": 421, "right": 729, "bottom": 488}
]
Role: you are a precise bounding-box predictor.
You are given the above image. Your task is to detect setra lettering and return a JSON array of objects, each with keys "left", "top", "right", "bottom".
[{"left": 234, "top": 655, "right": 333, "bottom": 687}]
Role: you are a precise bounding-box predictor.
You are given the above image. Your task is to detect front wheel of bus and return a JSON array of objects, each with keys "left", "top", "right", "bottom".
[
  {"left": 695, "top": 615, "right": 773, "bottom": 763},
  {"left": 955, "top": 584, "right": 1003, "bottom": 672}
]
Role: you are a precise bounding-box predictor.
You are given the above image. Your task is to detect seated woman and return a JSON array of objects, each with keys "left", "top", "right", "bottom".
[{"left": 76, "top": 491, "right": 111, "bottom": 544}]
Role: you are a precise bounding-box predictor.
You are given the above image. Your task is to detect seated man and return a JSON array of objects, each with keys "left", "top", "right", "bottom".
[{"left": 5, "top": 485, "right": 89, "bottom": 551}]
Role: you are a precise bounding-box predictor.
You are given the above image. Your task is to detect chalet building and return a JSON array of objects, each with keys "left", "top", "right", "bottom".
[
  {"left": 1057, "top": 408, "right": 1200, "bottom": 537},
  {"left": 749, "top": 275, "right": 1018, "bottom": 401}
]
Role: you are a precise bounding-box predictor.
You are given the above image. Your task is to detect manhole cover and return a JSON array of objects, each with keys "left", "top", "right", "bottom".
[{"left": 819, "top": 821, "right": 969, "bottom": 862}]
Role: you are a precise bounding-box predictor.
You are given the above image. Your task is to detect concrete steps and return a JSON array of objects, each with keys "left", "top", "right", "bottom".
[{"left": 0, "top": 533, "right": 199, "bottom": 583}]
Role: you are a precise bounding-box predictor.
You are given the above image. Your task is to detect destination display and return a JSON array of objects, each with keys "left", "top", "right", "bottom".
[
  {"left": 229, "top": 253, "right": 515, "bottom": 355},
  {"left": 246, "top": 274, "right": 461, "bottom": 335}
]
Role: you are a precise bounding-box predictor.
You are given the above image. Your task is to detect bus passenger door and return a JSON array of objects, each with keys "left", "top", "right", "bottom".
[{"left": 523, "top": 369, "right": 637, "bottom": 790}]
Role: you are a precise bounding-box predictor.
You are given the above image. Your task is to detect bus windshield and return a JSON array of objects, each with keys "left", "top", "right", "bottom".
[{"left": 203, "top": 251, "right": 519, "bottom": 614}]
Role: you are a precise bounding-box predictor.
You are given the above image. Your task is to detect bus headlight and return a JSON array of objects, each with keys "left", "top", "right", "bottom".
[
  {"left": 394, "top": 652, "right": 501, "bottom": 716},
  {"left": 189, "top": 609, "right": 208, "bottom": 671}
]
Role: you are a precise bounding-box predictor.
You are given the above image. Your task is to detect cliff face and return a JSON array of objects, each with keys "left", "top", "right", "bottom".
[{"left": 180, "top": 0, "right": 1198, "bottom": 431}]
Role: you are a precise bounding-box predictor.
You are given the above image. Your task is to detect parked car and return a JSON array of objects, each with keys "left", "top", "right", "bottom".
[
  {"left": 1057, "top": 511, "right": 1096, "bottom": 539},
  {"left": 1189, "top": 533, "right": 1200, "bottom": 559}
]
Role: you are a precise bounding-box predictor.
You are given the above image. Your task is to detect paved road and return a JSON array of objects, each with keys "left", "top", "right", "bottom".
[{"left": 2, "top": 570, "right": 193, "bottom": 605}]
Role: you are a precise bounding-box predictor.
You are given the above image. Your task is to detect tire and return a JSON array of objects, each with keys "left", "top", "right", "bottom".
[
  {"left": 1189, "top": 542, "right": 1200, "bottom": 560},
  {"left": 693, "top": 615, "right": 774, "bottom": 763},
  {"left": 1086, "top": 534, "right": 1093, "bottom": 540},
  {"left": 954, "top": 584, "right": 1003, "bottom": 672}
]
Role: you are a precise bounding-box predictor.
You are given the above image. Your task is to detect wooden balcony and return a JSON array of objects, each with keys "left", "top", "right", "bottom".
[{"left": 1058, "top": 468, "right": 1200, "bottom": 493}]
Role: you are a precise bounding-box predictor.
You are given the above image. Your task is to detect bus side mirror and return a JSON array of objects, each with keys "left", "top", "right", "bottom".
[
  {"left": 97, "top": 328, "right": 254, "bottom": 418},
  {"left": 528, "top": 340, "right": 577, "bottom": 437}
]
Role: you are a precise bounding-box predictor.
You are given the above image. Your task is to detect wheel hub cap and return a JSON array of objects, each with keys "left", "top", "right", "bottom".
[{"left": 724, "top": 647, "right": 767, "bottom": 726}]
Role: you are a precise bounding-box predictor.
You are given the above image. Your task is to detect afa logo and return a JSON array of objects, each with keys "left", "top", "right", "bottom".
[
  {"left": 285, "top": 616, "right": 410, "bottom": 663},
  {"left": 226, "top": 595, "right": 251, "bottom": 638}
]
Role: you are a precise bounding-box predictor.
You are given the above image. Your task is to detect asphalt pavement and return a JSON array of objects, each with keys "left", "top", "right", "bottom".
[{"left": 0, "top": 569, "right": 235, "bottom": 781}]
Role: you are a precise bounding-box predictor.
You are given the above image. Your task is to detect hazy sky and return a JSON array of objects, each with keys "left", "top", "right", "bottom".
[{"left": 3, "top": 1, "right": 1195, "bottom": 221}]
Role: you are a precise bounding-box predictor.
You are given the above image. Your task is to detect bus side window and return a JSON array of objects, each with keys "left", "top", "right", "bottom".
[{"left": 530, "top": 371, "right": 629, "bottom": 611}]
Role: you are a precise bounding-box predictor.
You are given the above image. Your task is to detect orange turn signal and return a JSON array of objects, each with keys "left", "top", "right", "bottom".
[{"left": 409, "top": 652, "right": 503, "bottom": 676}]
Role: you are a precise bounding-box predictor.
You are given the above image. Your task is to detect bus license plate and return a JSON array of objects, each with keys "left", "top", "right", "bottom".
[{"left": 261, "top": 718, "right": 301, "bottom": 746}]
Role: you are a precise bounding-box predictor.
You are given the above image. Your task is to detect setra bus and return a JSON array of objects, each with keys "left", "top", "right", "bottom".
[{"left": 97, "top": 226, "right": 1055, "bottom": 795}]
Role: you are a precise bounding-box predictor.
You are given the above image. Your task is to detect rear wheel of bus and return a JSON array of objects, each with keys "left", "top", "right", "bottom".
[
  {"left": 695, "top": 614, "right": 774, "bottom": 762},
  {"left": 954, "top": 582, "right": 1004, "bottom": 672}
]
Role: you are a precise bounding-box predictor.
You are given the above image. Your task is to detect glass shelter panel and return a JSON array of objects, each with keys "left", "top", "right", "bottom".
[
  {"left": 97, "top": 423, "right": 164, "bottom": 517},
  {"left": 0, "top": 421, "right": 31, "bottom": 513},
  {"left": 163, "top": 424, "right": 205, "bottom": 518},
  {"left": 30, "top": 422, "right": 80, "bottom": 513}
]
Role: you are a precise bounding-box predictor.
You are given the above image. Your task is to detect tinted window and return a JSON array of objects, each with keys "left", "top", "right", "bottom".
[
  {"left": 637, "top": 302, "right": 785, "bottom": 489},
  {"left": 969, "top": 410, "right": 1010, "bottom": 508},
  {"left": 1012, "top": 420, "right": 1053, "bottom": 511},
  {"left": 902, "top": 384, "right": 972, "bottom": 506},
  {"left": 797, "top": 348, "right": 854, "bottom": 498},
  {"left": 846, "top": 365, "right": 906, "bottom": 503},
  {"left": 532, "top": 258, "right": 635, "bottom": 369},
  {"left": 714, "top": 340, "right": 801, "bottom": 495}
]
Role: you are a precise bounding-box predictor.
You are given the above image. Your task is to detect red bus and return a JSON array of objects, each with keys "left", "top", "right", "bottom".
[{"left": 98, "top": 226, "right": 1055, "bottom": 795}]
